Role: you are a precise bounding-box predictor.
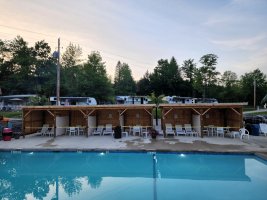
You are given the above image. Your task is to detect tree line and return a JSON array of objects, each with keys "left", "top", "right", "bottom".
[{"left": 0, "top": 36, "right": 267, "bottom": 106}]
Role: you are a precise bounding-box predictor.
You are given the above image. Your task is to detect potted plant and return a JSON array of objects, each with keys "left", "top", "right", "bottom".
[{"left": 149, "top": 128, "right": 159, "bottom": 139}]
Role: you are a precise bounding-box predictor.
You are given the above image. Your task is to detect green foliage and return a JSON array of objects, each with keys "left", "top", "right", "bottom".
[
  {"left": 240, "top": 69, "right": 267, "bottom": 105},
  {"left": 27, "top": 96, "right": 49, "bottom": 106},
  {"left": 0, "top": 111, "right": 22, "bottom": 118},
  {"left": 1, "top": 36, "right": 267, "bottom": 107},
  {"left": 114, "top": 61, "right": 136, "bottom": 95},
  {"left": 61, "top": 43, "right": 82, "bottom": 68},
  {"left": 78, "top": 51, "right": 114, "bottom": 103}
]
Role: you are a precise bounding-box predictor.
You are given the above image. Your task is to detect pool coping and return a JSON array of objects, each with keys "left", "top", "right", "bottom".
[{"left": 1, "top": 148, "right": 267, "bottom": 160}]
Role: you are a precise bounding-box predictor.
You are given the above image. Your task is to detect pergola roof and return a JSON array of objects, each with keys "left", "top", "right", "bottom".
[
  {"left": 22, "top": 104, "right": 156, "bottom": 111},
  {"left": 159, "top": 103, "right": 248, "bottom": 109}
]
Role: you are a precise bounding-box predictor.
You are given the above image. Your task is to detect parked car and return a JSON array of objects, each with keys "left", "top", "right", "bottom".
[{"left": 243, "top": 115, "right": 267, "bottom": 124}]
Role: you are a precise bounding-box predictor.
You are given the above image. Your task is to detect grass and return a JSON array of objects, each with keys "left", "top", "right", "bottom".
[
  {"left": 245, "top": 111, "right": 267, "bottom": 116},
  {"left": 0, "top": 111, "right": 22, "bottom": 118}
]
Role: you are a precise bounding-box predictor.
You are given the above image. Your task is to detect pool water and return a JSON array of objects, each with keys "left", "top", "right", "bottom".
[{"left": 0, "top": 152, "right": 267, "bottom": 200}]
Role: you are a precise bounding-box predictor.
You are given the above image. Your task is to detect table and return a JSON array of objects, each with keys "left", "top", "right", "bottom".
[{"left": 230, "top": 131, "right": 240, "bottom": 138}]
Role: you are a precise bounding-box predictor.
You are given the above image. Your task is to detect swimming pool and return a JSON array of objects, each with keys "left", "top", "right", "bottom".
[{"left": 0, "top": 151, "right": 267, "bottom": 200}]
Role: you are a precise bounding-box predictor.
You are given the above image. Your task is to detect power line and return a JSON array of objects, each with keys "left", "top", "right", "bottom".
[{"left": 0, "top": 25, "right": 157, "bottom": 68}]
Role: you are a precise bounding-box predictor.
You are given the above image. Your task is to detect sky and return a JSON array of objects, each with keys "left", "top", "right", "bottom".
[{"left": 0, "top": 0, "right": 267, "bottom": 80}]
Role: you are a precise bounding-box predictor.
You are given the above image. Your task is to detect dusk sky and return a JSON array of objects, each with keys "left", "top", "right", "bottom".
[{"left": 0, "top": 0, "right": 267, "bottom": 80}]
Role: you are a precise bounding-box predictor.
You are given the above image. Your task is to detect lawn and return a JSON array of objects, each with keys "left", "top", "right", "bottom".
[{"left": 0, "top": 111, "right": 22, "bottom": 118}]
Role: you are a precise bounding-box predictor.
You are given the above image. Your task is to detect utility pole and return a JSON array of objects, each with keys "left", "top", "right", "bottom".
[
  {"left": 56, "top": 38, "right": 61, "bottom": 106},
  {"left": 254, "top": 79, "right": 256, "bottom": 109}
]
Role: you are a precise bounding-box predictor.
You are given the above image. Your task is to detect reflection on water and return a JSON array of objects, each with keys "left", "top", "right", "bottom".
[
  {"left": 0, "top": 152, "right": 267, "bottom": 200},
  {"left": 0, "top": 152, "right": 153, "bottom": 200}
]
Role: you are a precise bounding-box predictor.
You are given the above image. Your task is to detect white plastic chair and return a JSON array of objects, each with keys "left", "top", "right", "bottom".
[
  {"left": 93, "top": 125, "right": 104, "bottom": 136},
  {"left": 165, "top": 124, "right": 175, "bottom": 136},
  {"left": 175, "top": 125, "right": 186, "bottom": 136},
  {"left": 103, "top": 124, "right": 114, "bottom": 136},
  {"left": 132, "top": 125, "right": 141, "bottom": 136},
  {"left": 46, "top": 127, "right": 54, "bottom": 137},
  {"left": 37, "top": 124, "right": 49, "bottom": 136},
  {"left": 184, "top": 124, "right": 198, "bottom": 137},
  {"left": 239, "top": 128, "right": 249, "bottom": 140},
  {"left": 216, "top": 127, "right": 225, "bottom": 137},
  {"left": 77, "top": 125, "right": 85, "bottom": 135},
  {"left": 69, "top": 127, "right": 76, "bottom": 136}
]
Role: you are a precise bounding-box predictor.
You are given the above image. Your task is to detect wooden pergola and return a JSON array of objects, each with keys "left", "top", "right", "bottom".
[
  {"left": 22, "top": 103, "right": 247, "bottom": 138},
  {"left": 159, "top": 103, "right": 247, "bottom": 137},
  {"left": 22, "top": 104, "right": 156, "bottom": 137}
]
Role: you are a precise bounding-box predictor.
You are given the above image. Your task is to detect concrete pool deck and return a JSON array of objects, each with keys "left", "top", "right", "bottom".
[{"left": 1, "top": 135, "right": 267, "bottom": 159}]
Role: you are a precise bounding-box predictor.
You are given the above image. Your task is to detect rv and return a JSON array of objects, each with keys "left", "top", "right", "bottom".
[
  {"left": 164, "top": 96, "right": 218, "bottom": 104},
  {"left": 0, "top": 94, "right": 37, "bottom": 110},
  {"left": 50, "top": 97, "right": 97, "bottom": 106},
  {"left": 115, "top": 96, "right": 150, "bottom": 104}
]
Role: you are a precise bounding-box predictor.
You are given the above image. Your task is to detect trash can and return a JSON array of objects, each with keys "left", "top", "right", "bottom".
[
  {"left": 114, "top": 126, "right": 122, "bottom": 139},
  {"left": 3, "top": 128, "right": 12, "bottom": 141},
  {"left": 249, "top": 124, "right": 260, "bottom": 136}
]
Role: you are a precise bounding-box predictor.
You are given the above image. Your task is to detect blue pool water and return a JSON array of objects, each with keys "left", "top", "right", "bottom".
[{"left": 0, "top": 152, "right": 267, "bottom": 200}]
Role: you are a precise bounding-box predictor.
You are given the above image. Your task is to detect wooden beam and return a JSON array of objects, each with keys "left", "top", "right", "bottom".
[
  {"left": 202, "top": 108, "right": 211, "bottom": 116},
  {"left": 120, "top": 109, "right": 127, "bottom": 116},
  {"left": 79, "top": 109, "right": 87, "bottom": 118},
  {"left": 144, "top": 108, "right": 152, "bottom": 116},
  {"left": 47, "top": 110, "right": 55, "bottom": 118},
  {"left": 23, "top": 110, "right": 32, "bottom": 119},
  {"left": 192, "top": 108, "right": 201, "bottom": 115},
  {"left": 163, "top": 108, "right": 173, "bottom": 118},
  {"left": 231, "top": 108, "right": 241, "bottom": 116},
  {"left": 87, "top": 109, "right": 96, "bottom": 117}
]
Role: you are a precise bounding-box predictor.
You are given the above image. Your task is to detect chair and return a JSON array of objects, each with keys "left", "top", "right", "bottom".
[
  {"left": 259, "top": 123, "right": 267, "bottom": 136},
  {"left": 46, "top": 127, "right": 54, "bottom": 137},
  {"left": 69, "top": 127, "right": 77, "bottom": 136},
  {"left": 132, "top": 125, "right": 141, "bottom": 136},
  {"left": 165, "top": 123, "right": 175, "bottom": 136},
  {"left": 37, "top": 124, "right": 49, "bottom": 136},
  {"left": 154, "top": 125, "right": 164, "bottom": 136},
  {"left": 77, "top": 125, "right": 85, "bottom": 135},
  {"left": 175, "top": 125, "right": 186, "bottom": 136},
  {"left": 141, "top": 126, "right": 149, "bottom": 138},
  {"left": 216, "top": 127, "right": 224, "bottom": 137},
  {"left": 103, "top": 124, "right": 114, "bottom": 136},
  {"left": 92, "top": 125, "right": 104, "bottom": 136},
  {"left": 207, "top": 125, "right": 215, "bottom": 136},
  {"left": 184, "top": 124, "right": 198, "bottom": 137},
  {"left": 239, "top": 128, "right": 249, "bottom": 140}
]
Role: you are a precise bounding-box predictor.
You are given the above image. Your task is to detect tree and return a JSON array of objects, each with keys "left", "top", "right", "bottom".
[
  {"left": 196, "top": 54, "right": 220, "bottom": 98},
  {"left": 217, "top": 70, "right": 241, "bottom": 102},
  {"left": 182, "top": 59, "right": 196, "bottom": 96},
  {"left": 221, "top": 70, "right": 238, "bottom": 87},
  {"left": 79, "top": 51, "right": 114, "bottom": 103},
  {"left": 33, "top": 40, "right": 57, "bottom": 96},
  {"left": 150, "top": 57, "right": 182, "bottom": 96},
  {"left": 136, "top": 71, "right": 151, "bottom": 95},
  {"left": 240, "top": 68, "right": 267, "bottom": 106},
  {"left": 7, "top": 36, "right": 36, "bottom": 94},
  {"left": 113, "top": 61, "right": 136, "bottom": 95},
  {"left": 61, "top": 43, "right": 82, "bottom": 68}
]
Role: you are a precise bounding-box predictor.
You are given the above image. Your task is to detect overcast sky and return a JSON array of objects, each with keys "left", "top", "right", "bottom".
[{"left": 0, "top": 0, "right": 266, "bottom": 80}]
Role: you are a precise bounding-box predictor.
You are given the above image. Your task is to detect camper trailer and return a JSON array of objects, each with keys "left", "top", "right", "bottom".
[
  {"left": 115, "top": 96, "right": 150, "bottom": 104},
  {"left": 50, "top": 97, "right": 97, "bottom": 106}
]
